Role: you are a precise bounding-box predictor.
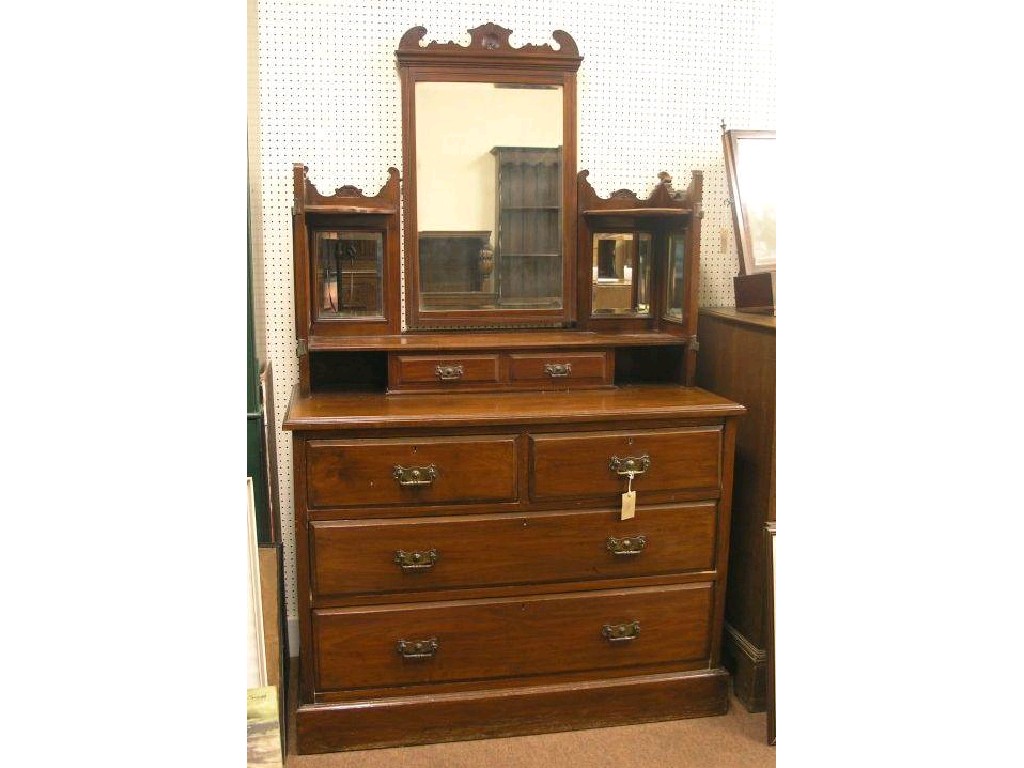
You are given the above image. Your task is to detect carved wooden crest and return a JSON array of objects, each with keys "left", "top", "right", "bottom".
[
  {"left": 577, "top": 169, "right": 703, "bottom": 213},
  {"left": 293, "top": 165, "right": 401, "bottom": 213},
  {"left": 396, "top": 23, "right": 580, "bottom": 68}
]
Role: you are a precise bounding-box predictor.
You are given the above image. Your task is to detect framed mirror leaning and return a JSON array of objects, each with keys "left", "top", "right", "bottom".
[
  {"left": 723, "top": 127, "right": 776, "bottom": 312},
  {"left": 396, "top": 24, "right": 582, "bottom": 329}
]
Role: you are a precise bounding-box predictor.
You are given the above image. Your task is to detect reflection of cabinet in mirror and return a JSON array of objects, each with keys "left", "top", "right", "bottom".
[
  {"left": 418, "top": 231, "right": 493, "bottom": 309},
  {"left": 591, "top": 232, "right": 651, "bottom": 315},
  {"left": 492, "top": 146, "right": 562, "bottom": 307},
  {"left": 314, "top": 230, "right": 383, "bottom": 317}
]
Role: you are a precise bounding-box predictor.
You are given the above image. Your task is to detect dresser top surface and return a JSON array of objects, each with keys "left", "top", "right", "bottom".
[
  {"left": 699, "top": 306, "right": 776, "bottom": 331},
  {"left": 285, "top": 384, "right": 745, "bottom": 431}
]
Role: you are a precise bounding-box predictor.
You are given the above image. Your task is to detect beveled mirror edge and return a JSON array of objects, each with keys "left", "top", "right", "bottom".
[
  {"left": 292, "top": 164, "right": 404, "bottom": 352},
  {"left": 575, "top": 169, "right": 703, "bottom": 341},
  {"left": 397, "top": 24, "right": 582, "bottom": 330}
]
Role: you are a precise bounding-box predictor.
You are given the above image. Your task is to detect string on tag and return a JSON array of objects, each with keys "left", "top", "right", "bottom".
[{"left": 621, "top": 471, "right": 637, "bottom": 520}]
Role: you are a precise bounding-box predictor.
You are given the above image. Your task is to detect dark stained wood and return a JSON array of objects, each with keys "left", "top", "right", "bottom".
[
  {"left": 288, "top": 385, "right": 743, "bottom": 753},
  {"left": 575, "top": 170, "right": 703, "bottom": 385},
  {"left": 683, "top": 172, "right": 704, "bottom": 384},
  {"left": 695, "top": 307, "right": 775, "bottom": 710},
  {"left": 734, "top": 271, "right": 776, "bottom": 312},
  {"left": 289, "top": 396, "right": 743, "bottom": 751},
  {"left": 529, "top": 427, "right": 722, "bottom": 502},
  {"left": 295, "top": 669, "right": 729, "bottom": 753},
  {"left": 491, "top": 147, "right": 563, "bottom": 306},
  {"left": 313, "top": 583, "right": 712, "bottom": 690},
  {"left": 309, "top": 502, "right": 719, "bottom": 598},
  {"left": 309, "top": 329, "right": 684, "bottom": 353},
  {"left": 577, "top": 169, "right": 699, "bottom": 215},
  {"left": 709, "top": 417, "right": 738, "bottom": 670},
  {"left": 291, "top": 431, "right": 315, "bottom": 703},
  {"left": 285, "top": 383, "right": 744, "bottom": 432},
  {"left": 396, "top": 23, "right": 581, "bottom": 67},
  {"left": 305, "top": 435, "right": 518, "bottom": 510},
  {"left": 507, "top": 350, "right": 612, "bottom": 388},
  {"left": 285, "top": 24, "right": 748, "bottom": 755},
  {"left": 765, "top": 520, "right": 776, "bottom": 745},
  {"left": 312, "top": 572, "right": 721, "bottom": 614},
  {"left": 293, "top": 165, "right": 402, "bottom": 340},
  {"left": 292, "top": 165, "right": 403, "bottom": 394},
  {"left": 390, "top": 353, "right": 502, "bottom": 390},
  {"left": 309, "top": 351, "right": 387, "bottom": 392},
  {"left": 388, "top": 349, "right": 613, "bottom": 393}
]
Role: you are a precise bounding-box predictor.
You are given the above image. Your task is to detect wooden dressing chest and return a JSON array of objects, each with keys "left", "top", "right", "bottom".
[{"left": 283, "top": 23, "right": 745, "bottom": 753}]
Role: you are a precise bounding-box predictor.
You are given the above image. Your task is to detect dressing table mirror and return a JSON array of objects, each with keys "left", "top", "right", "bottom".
[
  {"left": 284, "top": 23, "right": 745, "bottom": 754},
  {"left": 397, "top": 24, "right": 580, "bottom": 329}
]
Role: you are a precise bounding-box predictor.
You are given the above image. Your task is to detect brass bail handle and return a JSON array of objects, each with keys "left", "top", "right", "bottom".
[
  {"left": 544, "top": 362, "right": 572, "bottom": 378},
  {"left": 609, "top": 455, "right": 651, "bottom": 478},
  {"left": 396, "top": 637, "right": 438, "bottom": 659},
  {"left": 602, "top": 620, "right": 640, "bottom": 643},
  {"left": 394, "top": 549, "right": 439, "bottom": 570},
  {"left": 393, "top": 464, "right": 439, "bottom": 487},
  {"left": 606, "top": 535, "right": 647, "bottom": 556},
  {"left": 435, "top": 364, "right": 464, "bottom": 381}
]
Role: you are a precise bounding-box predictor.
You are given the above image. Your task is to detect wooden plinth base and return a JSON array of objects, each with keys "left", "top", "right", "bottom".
[
  {"left": 296, "top": 668, "right": 730, "bottom": 754},
  {"left": 722, "top": 623, "right": 767, "bottom": 712}
]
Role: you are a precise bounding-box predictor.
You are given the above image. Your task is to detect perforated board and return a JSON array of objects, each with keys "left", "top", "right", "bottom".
[{"left": 251, "top": 0, "right": 775, "bottom": 631}]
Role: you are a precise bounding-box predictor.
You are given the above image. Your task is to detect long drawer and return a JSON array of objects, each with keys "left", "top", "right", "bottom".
[
  {"left": 313, "top": 583, "right": 713, "bottom": 690},
  {"left": 310, "top": 503, "right": 718, "bottom": 598},
  {"left": 306, "top": 435, "right": 518, "bottom": 510},
  {"left": 530, "top": 427, "right": 722, "bottom": 502}
]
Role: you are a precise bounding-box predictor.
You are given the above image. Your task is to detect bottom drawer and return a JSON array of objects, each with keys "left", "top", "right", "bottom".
[{"left": 313, "top": 583, "right": 712, "bottom": 691}]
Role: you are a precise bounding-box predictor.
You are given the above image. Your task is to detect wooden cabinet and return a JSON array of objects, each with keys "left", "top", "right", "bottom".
[
  {"left": 695, "top": 307, "right": 775, "bottom": 711},
  {"left": 283, "top": 23, "right": 745, "bottom": 755},
  {"left": 286, "top": 388, "right": 744, "bottom": 753},
  {"left": 492, "top": 146, "right": 562, "bottom": 306}
]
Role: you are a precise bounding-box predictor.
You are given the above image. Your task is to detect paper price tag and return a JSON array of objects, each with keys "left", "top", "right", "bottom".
[{"left": 621, "top": 490, "right": 636, "bottom": 520}]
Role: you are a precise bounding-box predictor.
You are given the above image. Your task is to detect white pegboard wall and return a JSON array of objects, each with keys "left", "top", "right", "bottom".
[{"left": 253, "top": 0, "right": 775, "bottom": 630}]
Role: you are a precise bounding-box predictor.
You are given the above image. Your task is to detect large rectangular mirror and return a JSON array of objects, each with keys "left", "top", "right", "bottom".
[
  {"left": 416, "top": 82, "right": 563, "bottom": 312},
  {"left": 396, "top": 24, "right": 581, "bottom": 329}
]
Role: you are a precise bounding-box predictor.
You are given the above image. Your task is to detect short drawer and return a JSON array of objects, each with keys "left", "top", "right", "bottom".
[
  {"left": 306, "top": 435, "right": 518, "bottom": 510},
  {"left": 530, "top": 427, "right": 722, "bottom": 502},
  {"left": 313, "top": 583, "right": 713, "bottom": 690},
  {"left": 310, "top": 503, "right": 718, "bottom": 598},
  {"left": 390, "top": 354, "right": 501, "bottom": 390},
  {"left": 508, "top": 351, "right": 612, "bottom": 388}
]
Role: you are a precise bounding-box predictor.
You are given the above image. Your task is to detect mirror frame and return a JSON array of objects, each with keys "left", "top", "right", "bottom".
[
  {"left": 722, "top": 128, "right": 776, "bottom": 276},
  {"left": 396, "top": 23, "right": 582, "bottom": 330}
]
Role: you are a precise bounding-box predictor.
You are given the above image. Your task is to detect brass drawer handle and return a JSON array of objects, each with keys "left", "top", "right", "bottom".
[
  {"left": 393, "top": 464, "right": 438, "bottom": 487},
  {"left": 602, "top": 620, "right": 640, "bottom": 643},
  {"left": 394, "top": 548, "right": 438, "bottom": 570},
  {"left": 396, "top": 637, "right": 438, "bottom": 659},
  {"left": 544, "top": 362, "right": 572, "bottom": 378},
  {"left": 606, "top": 535, "right": 647, "bottom": 556},
  {"left": 609, "top": 455, "right": 651, "bottom": 476},
  {"left": 435, "top": 364, "right": 464, "bottom": 381}
]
